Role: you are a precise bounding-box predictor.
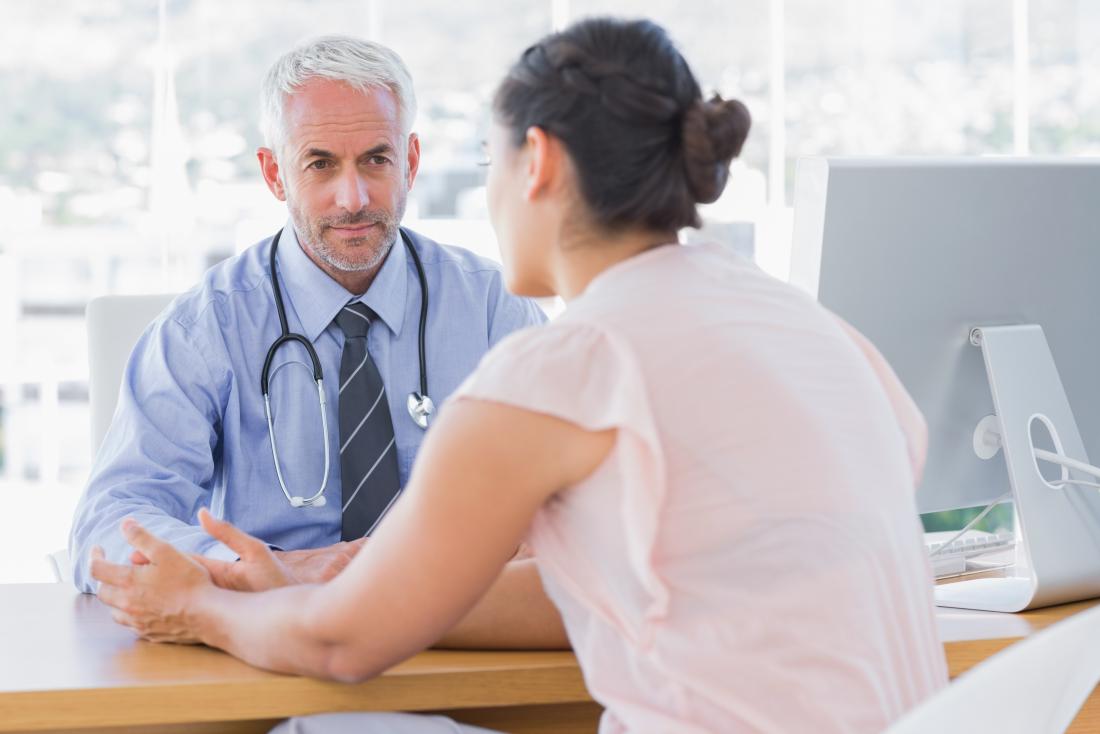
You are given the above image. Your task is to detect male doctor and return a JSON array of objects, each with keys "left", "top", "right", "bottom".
[{"left": 70, "top": 36, "right": 563, "bottom": 648}]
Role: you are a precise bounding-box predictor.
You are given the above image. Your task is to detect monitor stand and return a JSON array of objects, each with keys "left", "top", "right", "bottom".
[{"left": 934, "top": 324, "right": 1100, "bottom": 612}]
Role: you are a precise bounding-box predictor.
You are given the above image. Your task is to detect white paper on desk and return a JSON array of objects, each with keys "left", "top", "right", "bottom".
[{"left": 936, "top": 608, "right": 1034, "bottom": 643}]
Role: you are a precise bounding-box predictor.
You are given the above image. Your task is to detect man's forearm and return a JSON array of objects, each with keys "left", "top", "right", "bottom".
[
  {"left": 434, "top": 558, "right": 570, "bottom": 649},
  {"left": 71, "top": 504, "right": 226, "bottom": 592}
]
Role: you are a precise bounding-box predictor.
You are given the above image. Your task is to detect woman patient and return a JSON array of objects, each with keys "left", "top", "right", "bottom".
[{"left": 91, "top": 17, "right": 947, "bottom": 733}]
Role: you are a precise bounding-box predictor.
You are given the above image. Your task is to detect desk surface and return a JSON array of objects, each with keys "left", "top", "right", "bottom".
[
  {"left": 0, "top": 584, "right": 597, "bottom": 734},
  {"left": 2, "top": 583, "right": 1098, "bottom": 734}
]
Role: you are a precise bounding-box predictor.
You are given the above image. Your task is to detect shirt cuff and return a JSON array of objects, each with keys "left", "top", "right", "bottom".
[{"left": 203, "top": 541, "right": 240, "bottom": 562}]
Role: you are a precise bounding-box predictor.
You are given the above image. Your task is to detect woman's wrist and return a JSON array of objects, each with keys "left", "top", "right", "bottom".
[{"left": 190, "top": 584, "right": 235, "bottom": 649}]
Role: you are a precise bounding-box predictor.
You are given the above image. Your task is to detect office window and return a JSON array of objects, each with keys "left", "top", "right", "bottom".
[
  {"left": 785, "top": 0, "right": 1014, "bottom": 175},
  {"left": 1030, "top": 0, "right": 1100, "bottom": 154},
  {"left": 0, "top": 2, "right": 161, "bottom": 583}
]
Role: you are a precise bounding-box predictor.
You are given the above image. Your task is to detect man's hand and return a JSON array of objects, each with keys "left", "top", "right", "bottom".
[{"left": 191, "top": 510, "right": 300, "bottom": 592}]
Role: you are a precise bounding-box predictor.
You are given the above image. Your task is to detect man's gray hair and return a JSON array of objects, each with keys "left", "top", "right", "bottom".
[{"left": 260, "top": 35, "right": 417, "bottom": 153}]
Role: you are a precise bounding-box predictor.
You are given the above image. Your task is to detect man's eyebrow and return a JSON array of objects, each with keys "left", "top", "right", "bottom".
[
  {"left": 300, "top": 144, "right": 396, "bottom": 161},
  {"left": 362, "top": 143, "right": 396, "bottom": 157}
]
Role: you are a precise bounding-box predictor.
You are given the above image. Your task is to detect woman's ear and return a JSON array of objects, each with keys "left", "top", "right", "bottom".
[{"left": 524, "top": 126, "right": 559, "bottom": 201}]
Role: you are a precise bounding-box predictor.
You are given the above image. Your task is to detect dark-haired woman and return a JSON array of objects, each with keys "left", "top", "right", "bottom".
[{"left": 91, "top": 17, "right": 947, "bottom": 733}]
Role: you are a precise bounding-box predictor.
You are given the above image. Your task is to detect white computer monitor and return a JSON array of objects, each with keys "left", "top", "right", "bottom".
[{"left": 790, "top": 157, "right": 1100, "bottom": 611}]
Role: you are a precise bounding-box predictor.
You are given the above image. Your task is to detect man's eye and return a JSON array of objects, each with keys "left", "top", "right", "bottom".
[
  {"left": 369, "top": 156, "right": 391, "bottom": 165},
  {"left": 308, "top": 160, "right": 331, "bottom": 170}
]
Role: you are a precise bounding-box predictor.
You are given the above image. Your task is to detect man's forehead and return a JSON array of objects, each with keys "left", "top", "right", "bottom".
[{"left": 283, "top": 78, "right": 401, "bottom": 139}]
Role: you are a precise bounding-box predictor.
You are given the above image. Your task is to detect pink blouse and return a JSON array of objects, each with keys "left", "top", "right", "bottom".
[{"left": 453, "top": 242, "right": 947, "bottom": 733}]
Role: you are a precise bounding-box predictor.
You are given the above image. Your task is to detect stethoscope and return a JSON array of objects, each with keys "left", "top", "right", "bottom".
[{"left": 261, "top": 227, "right": 434, "bottom": 508}]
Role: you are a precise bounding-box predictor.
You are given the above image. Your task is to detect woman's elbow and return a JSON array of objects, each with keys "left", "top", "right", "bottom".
[
  {"left": 320, "top": 645, "right": 384, "bottom": 684},
  {"left": 298, "top": 598, "right": 375, "bottom": 682}
]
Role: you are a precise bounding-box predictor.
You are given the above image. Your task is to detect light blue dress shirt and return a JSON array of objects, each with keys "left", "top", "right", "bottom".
[{"left": 70, "top": 224, "right": 545, "bottom": 591}]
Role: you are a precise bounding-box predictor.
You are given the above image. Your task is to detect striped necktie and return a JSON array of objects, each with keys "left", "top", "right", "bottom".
[{"left": 334, "top": 302, "right": 402, "bottom": 539}]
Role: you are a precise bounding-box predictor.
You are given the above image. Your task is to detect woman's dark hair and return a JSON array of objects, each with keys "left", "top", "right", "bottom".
[{"left": 493, "top": 17, "right": 751, "bottom": 232}]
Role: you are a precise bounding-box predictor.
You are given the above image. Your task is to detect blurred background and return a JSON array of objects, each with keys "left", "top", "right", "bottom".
[{"left": 1, "top": 0, "right": 1098, "bottom": 581}]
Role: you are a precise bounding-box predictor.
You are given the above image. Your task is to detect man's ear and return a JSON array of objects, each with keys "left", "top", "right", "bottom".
[
  {"left": 405, "top": 133, "right": 421, "bottom": 192},
  {"left": 257, "top": 147, "right": 286, "bottom": 201}
]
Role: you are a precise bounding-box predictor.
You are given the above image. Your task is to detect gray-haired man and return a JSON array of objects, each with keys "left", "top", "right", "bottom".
[{"left": 70, "top": 36, "right": 564, "bottom": 648}]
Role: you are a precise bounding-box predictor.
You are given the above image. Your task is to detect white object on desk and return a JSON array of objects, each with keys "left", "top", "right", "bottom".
[
  {"left": 934, "top": 607, "right": 1034, "bottom": 644},
  {"left": 889, "top": 602, "right": 1100, "bottom": 734}
]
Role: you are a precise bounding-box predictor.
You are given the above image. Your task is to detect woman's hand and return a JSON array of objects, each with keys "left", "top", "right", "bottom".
[{"left": 90, "top": 518, "right": 218, "bottom": 644}]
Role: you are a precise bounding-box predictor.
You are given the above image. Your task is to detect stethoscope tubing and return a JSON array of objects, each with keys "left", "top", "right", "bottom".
[{"left": 262, "top": 227, "right": 431, "bottom": 508}]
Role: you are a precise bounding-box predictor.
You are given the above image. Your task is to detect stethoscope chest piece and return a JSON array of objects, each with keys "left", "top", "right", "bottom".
[{"left": 407, "top": 392, "right": 435, "bottom": 429}]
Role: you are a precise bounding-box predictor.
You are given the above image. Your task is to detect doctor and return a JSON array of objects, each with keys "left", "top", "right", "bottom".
[{"left": 69, "top": 36, "right": 555, "bottom": 643}]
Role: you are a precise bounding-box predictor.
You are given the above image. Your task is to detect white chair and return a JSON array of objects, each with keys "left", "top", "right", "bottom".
[
  {"left": 86, "top": 294, "right": 177, "bottom": 455},
  {"left": 46, "top": 549, "right": 71, "bottom": 585},
  {"left": 887, "top": 603, "right": 1100, "bottom": 733},
  {"left": 49, "top": 294, "right": 176, "bottom": 584}
]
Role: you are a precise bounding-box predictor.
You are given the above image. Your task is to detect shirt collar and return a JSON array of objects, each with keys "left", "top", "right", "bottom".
[
  {"left": 276, "top": 221, "right": 409, "bottom": 342},
  {"left": 356, "top": 226, "right": 409, "bottom": 338}
]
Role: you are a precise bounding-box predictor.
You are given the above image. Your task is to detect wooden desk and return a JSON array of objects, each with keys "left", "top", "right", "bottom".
[
  {"left": 3, "top": 583, "right": 1099, "bottom": 733},
  {"left": 0, "top": 584, "right": 600, "bottom": 734}
]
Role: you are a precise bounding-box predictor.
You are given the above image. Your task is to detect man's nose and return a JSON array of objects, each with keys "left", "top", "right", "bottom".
[{"left": 334, "top": 170, "right": 370, "bottom": 212}]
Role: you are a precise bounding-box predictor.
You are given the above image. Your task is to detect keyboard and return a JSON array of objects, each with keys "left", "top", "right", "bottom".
[{"left": 924, "top": 531, "right": 1016, "bottom": 578}]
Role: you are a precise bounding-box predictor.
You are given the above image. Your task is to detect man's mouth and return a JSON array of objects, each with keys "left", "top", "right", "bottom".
[{"left": 329, "top": 223, "right": 377, "bottom": 236}]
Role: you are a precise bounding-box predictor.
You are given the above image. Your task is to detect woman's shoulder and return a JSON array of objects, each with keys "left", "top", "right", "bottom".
[
  {"left": 480, "top": 315, "right": 627, "bottom": 372},
  {"left": 450, "top": 312, "right": 654, "bottom": 428}
]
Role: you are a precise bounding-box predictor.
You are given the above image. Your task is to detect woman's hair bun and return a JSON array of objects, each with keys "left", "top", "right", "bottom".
[{"left": 681, "top": 95, "right": 751, "bottom": 204}]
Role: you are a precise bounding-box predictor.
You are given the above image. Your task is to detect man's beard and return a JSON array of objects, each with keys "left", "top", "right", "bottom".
[{"left": 290, "top": 196, "right": 407, "bottom": 274}]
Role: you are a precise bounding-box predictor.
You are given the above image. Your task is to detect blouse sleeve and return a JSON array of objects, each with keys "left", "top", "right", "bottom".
[{"left": 450, "top": 320, "right": 670, "bottom": 645}]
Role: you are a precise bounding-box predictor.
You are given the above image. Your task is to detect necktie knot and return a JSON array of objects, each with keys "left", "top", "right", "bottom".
[{"left": 335, "top": 302, "right": 374, "bottom": 339}]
